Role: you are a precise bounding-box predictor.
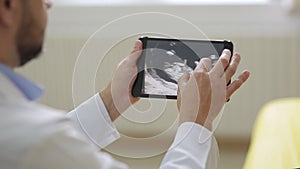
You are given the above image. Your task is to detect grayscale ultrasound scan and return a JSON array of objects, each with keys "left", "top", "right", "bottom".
[
  {"left": 143, "top": 39, "right": 222, "bottom": 96},
  {"left": 132, "top": 37, "right": 233, "bottom": 99}
]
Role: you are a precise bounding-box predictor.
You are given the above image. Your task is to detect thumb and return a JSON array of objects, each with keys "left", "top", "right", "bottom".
[{"left": 129, "top": 40, "right": 143, "bottom": 63}]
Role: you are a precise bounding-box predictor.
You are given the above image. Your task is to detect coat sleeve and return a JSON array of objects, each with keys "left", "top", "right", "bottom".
[
  {"left": 20, "top": 123, "right": 128, "bottom": 169},
  {"left": 67, "top": 94, "right": 219, "bottom": 169},
  {"left": 160, "top": 122, "right": 219, "bottom": 169},
  {"left": 67, "top": 94, "right": 120, "bottom": 149}
]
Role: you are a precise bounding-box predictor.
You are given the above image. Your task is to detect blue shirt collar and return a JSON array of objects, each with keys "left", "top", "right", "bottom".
[{"left": 0, "top": 64, "right": 44, "bottom": 101}]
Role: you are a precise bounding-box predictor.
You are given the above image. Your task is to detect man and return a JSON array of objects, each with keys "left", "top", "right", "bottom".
[{"left": 0, "top": 0, "right": 250, "bottom": 168}]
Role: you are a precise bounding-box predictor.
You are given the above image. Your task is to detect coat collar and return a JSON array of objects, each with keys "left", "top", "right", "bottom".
[{"left": 0, "top": 64, "right": 44, "bottom": 102}]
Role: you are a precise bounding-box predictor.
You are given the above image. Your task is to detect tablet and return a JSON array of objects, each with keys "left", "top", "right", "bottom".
[{"left": 132, "top": 36, "right": 233, "bottom": 99}]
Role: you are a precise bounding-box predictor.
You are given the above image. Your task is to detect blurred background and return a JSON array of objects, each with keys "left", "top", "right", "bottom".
[{"left": 17, "top": 0, "right": 300, "bottom": 168}]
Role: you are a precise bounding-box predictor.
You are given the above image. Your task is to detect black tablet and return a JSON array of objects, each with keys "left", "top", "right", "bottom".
[{"left": 132, "top": 36, "right": 234, "bottom": 99}]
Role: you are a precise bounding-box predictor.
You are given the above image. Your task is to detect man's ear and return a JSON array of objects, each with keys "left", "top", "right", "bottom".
[
  {"left": 0, "top": 0, "right": 17, "bottom": 28},
  {"left": 5, "top": 0, "right": 10, "bottom": 8}
]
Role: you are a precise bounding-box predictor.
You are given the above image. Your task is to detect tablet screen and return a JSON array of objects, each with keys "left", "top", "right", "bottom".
[{"left": 133, "top": 37, "right": 233, "bottom": 99}]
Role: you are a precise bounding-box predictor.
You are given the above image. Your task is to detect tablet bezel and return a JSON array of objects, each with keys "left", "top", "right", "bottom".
[{"left": 132, "top": 36, "right": 233, "bottom": 100}]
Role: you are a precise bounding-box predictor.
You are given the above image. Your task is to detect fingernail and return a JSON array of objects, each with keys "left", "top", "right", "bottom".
[
  {"left": 234, "top": 52, "right": 241, "bottom": 58},
  {"left": 134, "top": 41, "right": 139, "bottom": 48},
  {"left": 222, "top": 49, "right": 231, "bottom": 56}
]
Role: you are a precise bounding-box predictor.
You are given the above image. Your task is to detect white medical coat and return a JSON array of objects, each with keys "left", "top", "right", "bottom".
[{"left": 0, "top": 72, "right": 218, "bottom": 169}]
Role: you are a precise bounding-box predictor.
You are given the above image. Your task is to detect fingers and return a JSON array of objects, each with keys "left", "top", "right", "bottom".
[
  {"left": 226, "top": 70, "right": 250, "bottom": 100},
  {"left": 225, "top": 52, "right": 241, "bottom": 83},
  {"left": 129, "top": 40, "right": 143, "bottom": 64},
  {"left": 194, "top": 58, "right": 212, "bottom": 73},
  {"left": 177, "top": 72, "right": 190, "bottom": 111},
  {"left": 131, "top": 40, "right": 143, "bottom": 53},
  {"left": 210, "top": 49, "right": 231, "bottom": 76},
  {"left": 178, "top": 72, "right": 190, "bottom": 91}
]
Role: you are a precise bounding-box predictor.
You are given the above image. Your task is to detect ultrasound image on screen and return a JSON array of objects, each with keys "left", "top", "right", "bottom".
[{"left": 143, "top": 40, "right": 223, "bottom": 96}]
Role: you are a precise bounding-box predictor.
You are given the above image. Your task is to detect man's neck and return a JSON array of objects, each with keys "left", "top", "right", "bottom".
[
  {"left": 0, "top": 59, "right": 17, "bottom": 68},
  {"left": 0, "top": 34, "right": 19, "bottom": 68}
]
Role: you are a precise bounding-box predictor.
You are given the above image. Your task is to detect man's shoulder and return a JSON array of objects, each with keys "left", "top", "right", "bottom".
[
  {"left": 0, "top": 100, "right": 71, "bottom": 140},
  {"left": 0, "top": 100, "right": 79, "bottom": 168},
  {"left": 0, "top": 99, "right": 67, "bottom": 122}
]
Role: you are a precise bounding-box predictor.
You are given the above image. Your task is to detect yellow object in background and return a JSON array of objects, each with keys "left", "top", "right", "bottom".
[{"left": 244, "top": 98, "right": 300, "bottom": 169}]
